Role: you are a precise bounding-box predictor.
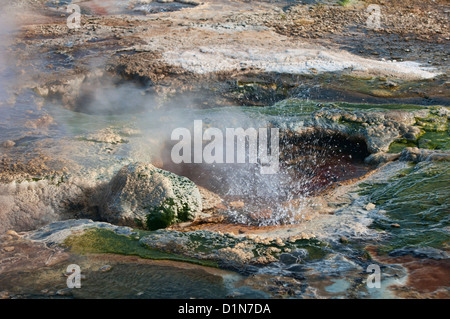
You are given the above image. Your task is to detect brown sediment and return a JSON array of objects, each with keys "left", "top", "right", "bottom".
[
  {"left": 235, "top": 273, "right": 305, "bottom": 299},
  {"left": 82, "top": 253, "right": 233, "bottom": 277},
  {"left": 168, "top": 219, "right": 299, "bottom": 235},
  {"left": 9, "top": 0, "right": 447, "bottom": 113},
  {"left": 0, "top": 236, "right": 69, "bottom": 275},
  {"left": 366, "top": 246, "right": 450, "bottom": 298},
  {"left": 265, "top": 0, "right": 449, "bottom": 72},
  {"left": 80, "top": 0, "right": 121, "bottom": 16},
  {"left": 0, "top": 153, "right": 63, "bottom": 184}
]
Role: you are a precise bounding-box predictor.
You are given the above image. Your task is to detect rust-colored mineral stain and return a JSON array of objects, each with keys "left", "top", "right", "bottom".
[
  {"left": 169, "top": 219, "right": 298, "bottom": 235},
  {"left": 366, "top": 246, "right": 450, "bottom": 296},
  {"left": 81, "top": 0, "right": 118, "bottom": 16}
]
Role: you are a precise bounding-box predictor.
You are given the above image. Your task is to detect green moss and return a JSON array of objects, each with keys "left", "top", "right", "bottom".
[
  {"left": 334, "top": 102, "right": 425, "bottom": 111},
  {"left": 362, "top": 249, "right": 373, "bottom": 261},
  {"left": 418, "top": 131, "right": 450, "bottom": 150},
  {"left": 393, "top": 164, "right": 416, "bottom": 179},
  {"left": 357, "top": 182, "right": 387, "bottom": 196},
  {"left": 364, "top": 162, "right": 450, "bottom": 253},
  {"left": 387, "top": 139, "right": 417, "bottom": 153},
  {"left": 22, "top": 174, "right": 66, "bottom": 186},
  {"left": 177, "top": 203, "right": 192, "bottom": 222},
  {"left": 145, "top": 198, "right": 177, "bottom": 231},
  {"left": 415, "top": 107, "right": 449, "bottom": 132},
  {"left": 134, "top": 218, "right": 143, "bottom": 228},
  {"left": 56, "top": 175, "right": 65, "bottom": 186},
  {"left": 143, "top": 197, "right": 193, "bottom": 231},
  {"left": 64, "top": 228, "right": 218, "bottom": 267},
  {"left": 253, "top": 99, "right": 319, "bottom": 117},
  {"left": 290, "top": 238, "right": 329, "bottom": 260},
  {"left": 338, "top": 0, "right": 352, "bottom": 6},
  {"left": 387, "top": 106, "right": 448, "bottom": 153}
]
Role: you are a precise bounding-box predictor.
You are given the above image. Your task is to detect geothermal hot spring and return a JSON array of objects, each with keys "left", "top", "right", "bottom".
[
  {"left": 44, "top": 81, "right": 374, "bottom": 227},
  {"left": 0, "top": 0, "right": 448, "bottom": 300},
  {"left": 0, "top": 63, "right": 448, "bottom": 299},
  {"left": 160, "top": 121, "right": 371, "bottom": 226},
  {"left": 0, "top": 78, "right": 377, "bottom": 298},
  {"left": 3, "top": 77, "right": 445, "bottom": 299}
]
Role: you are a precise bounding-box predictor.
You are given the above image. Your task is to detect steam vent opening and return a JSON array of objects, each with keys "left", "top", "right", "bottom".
[{"left": 160, "top": 130, "right": 372, "bottom": 226}]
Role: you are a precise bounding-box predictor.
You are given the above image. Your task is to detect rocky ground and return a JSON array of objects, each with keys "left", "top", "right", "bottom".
[
  {"left": 5, "top": 0, "right": 449, "bottom": 109},
  {"left": 0, "top": 0, "right": 449, "bottom": 299}
]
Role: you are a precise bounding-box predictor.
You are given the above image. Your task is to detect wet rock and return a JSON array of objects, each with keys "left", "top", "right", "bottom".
[
  {"left": 24, "top": 219, "right": 138, "bottom": 244},
  {"left": 384, "top": 111, "right": 416, "bottom": 126},
  {"left": 34, "top": 86, "right": 49, "bottom": 97},
  {"left": 24, "top": 114, "right": 54, "bottom": 129},
  {"left": 286, "top": 264, "right": 304, "bottom": 273},
  {"left": 198, "top": 186, "right": 222, "bottom": 211},
  {"left": 101, "top": 162, "right": 202, "bottom": 229},
  {"left": 400, "top": 147, "right": 450, "bottom": 162},
  {"left": 274, "top": 238, "right": 285, "bottom": 247},
  {"left": 291, "top": 248, "right": 309, "bottom": 259},
  {"left": 1, "top": 230, "right": 20, "bottom": 242},
  {"left": 305, "top": 254, "right": 363, "bottom": 276},
  {"left": 364, "top": 152, "right": 401, "bottom": 165},
  {"left": 279, "top": 253, "right": 299, "bottom": 265},
  {"left": 82, "top": 128, "right": 128, "bottom": 144},
  {"left": 1, "top": 140, "right": 15, "bottom": 148},
  {"left": 5, "top": 230, "right": 20, "bottom": 238},
  {"left": 306, "top": 108, "right": 425, "bottom": 153},
  {"left": 339, "top": 236, "right": 349, "bottom": 244},
  {"left": 0, "top": 235, "right": 13, "bottom": 242},
  {"left": 229, "top": 201, "right": 245, "bottom": 209},
  {"left": 177, "top": 0, "right": 202, "bottom": 5},
  {"left": 139, "top": 229, "right": 285, "bottom": 268},
  {"left": 0, "top": 175, "right": 92, "bottom": 234},
  {"left": 382, "top": 80, "right": 398, "bottom": 88},
  {"left": 55, "top": 288, "right": 73, "bottom": 297},
  {"left": 99, "top": 265, "right": 112, "bottom": 272},
  {"left": 0, "top": 291, "right": 10, "bottom": 299},
  {"left": 0, "top": 237, "right": 69, "bottom": 275},
  {"left": 404, "top": 126, "right": 422, "bottom": 141},
  {"left": 226, "top": 291, "right": 244, "bottom": 298},
  {"left": 391, "top": 223, "right": 401, "bottom": 228},
  {"left": 389, "top": 247, "right": 449, "bottom": 260},
  {"left": 139, "top": 229, "right": 191, "bottom": 253},
  {"left": 218, "top": 247, "right": 255, "bottom": 266}
]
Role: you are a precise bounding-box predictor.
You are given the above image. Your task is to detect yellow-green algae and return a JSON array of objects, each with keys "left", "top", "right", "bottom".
[
  {"left": 64, "top": 228, "right": 218, "bottom": 268},
  {"left": 359, "top": 161, "right": 450, "bottom": 253}
]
